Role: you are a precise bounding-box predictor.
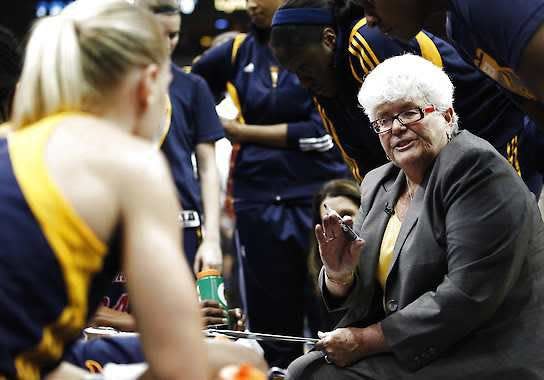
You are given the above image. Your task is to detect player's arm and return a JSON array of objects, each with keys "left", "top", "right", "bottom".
[
  {"left": 222, "top": 106, "right": 330, "bottom": 151},
  {"left": 221, "top": 119, "right": 288, "bottom": 147},
  {"left": 193, "top": 142, "right": 222, "bottom": 274},
  {"left": 118, "top": 148, "right": 207, "bottom": 380},
  {"left": 519, "top": 23, "right": 544, "bottom": 103},
  {"left": 192, "top": 39, "right": 235, "bottom": 101}
]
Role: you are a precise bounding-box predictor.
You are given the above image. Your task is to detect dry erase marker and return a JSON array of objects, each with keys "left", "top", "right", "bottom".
[{"left": 323, "top": 203, "right": 360, "bottom": 241}]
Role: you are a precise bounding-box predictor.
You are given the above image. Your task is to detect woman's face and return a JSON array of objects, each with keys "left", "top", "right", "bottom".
[
  {"left": 273, "top": 41, "right": 337, "bottom": 97},
  {"left": 157, "top": 13, "right": 181, "bottom": 54},
  {"left": 135, "top": 60, "right": 172, "bottom": 141},
  {"left": 374, "top": 100, "right": 452, "bottom": 174},
  {"left": 319, "top": 195, "right": 359, "bottom": 223},
  {"left": 246, "top": 0, "right": 283, "bottom": 28},
  {"left": 360, "top": 0, "right": 428, "bottom": 41}
]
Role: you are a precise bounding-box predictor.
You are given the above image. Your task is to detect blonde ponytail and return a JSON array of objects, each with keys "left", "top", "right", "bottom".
[{"left": 12, "top": 0, "right": 168, "bottom": 129}]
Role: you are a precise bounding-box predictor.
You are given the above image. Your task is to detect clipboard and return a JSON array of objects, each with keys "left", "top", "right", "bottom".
[
  {"left": 83, "top": 327, "right": 139, "bottom": 340},
  {"left": 204, "top": 328, "right": 319, "bottom": 344}
]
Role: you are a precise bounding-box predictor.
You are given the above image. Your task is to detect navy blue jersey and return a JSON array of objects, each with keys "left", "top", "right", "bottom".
[
  {"left": 447, "top": 0, "right": 544, "bottom": 100},
  {"left": 0, "top": 114, "right": 120, "bottom": 380},
  {"left": 160, "top": 64, "right": 224, "bottom": 213},
  {"left": 100, "top": 272, "right": 129, "bottom": 312},
  {"left": 65, "top": 336, "right": 143, "bottom": 373},
  {"left": 316, "top": 17, "right": 527, "bottom": 181},
  {"left": 192, "top": 32, "right": 348, "bottom": 203}
]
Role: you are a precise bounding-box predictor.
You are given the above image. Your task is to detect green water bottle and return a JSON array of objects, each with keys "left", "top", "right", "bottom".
[{"left": 196, "top": 269, "right": 230, "bottom": 327}]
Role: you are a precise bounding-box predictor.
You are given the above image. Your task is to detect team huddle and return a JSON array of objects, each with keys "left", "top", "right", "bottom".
[{"left": 1, "top": 0, "right": 544, "bottom": 379}]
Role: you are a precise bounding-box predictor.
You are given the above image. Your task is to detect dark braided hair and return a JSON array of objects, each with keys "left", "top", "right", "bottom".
[{"left": 0, "top": 26, "right": 21, "bottom": 122}]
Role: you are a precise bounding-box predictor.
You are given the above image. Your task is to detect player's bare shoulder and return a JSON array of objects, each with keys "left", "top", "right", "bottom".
[{"left": 45, "top": 114, "right": 173, "bottom": 240}]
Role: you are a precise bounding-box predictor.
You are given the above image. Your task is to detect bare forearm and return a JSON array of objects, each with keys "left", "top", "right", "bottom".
[
  {"left": 197, "top": 146, "right": 221, "bottom": 242},
  {"left": 126, "top": 238, "right": 207, "bottom": 379},
  {"left": 231, "top": 123, "right": 288, "bottom": 147}
]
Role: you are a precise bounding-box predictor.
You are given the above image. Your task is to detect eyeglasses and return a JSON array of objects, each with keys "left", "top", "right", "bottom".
[{"left": 370, "top": 105, "right": 438, "bottom": 134}]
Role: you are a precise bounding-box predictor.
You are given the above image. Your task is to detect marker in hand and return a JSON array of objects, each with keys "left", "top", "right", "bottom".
[{"left": 323, "top": 203, "right": 360, "bottom": 241}]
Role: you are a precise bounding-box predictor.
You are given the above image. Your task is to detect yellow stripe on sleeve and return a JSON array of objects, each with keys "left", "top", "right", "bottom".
[
  {"left": 352, "top": 32, "right": 380, "bottom": 67},
  {"left": 347, "top": 21, "right": 381, "bottom": 81},
  {"left": 231, "top": 34, "right": 247, "bottom": 64},
  {"left": 313, "top": 99, "right": 362, "bottom": 183},
  {"left": 9, "top": 114, "right": 107, "bottom": 380},
  {"left": 414, "top": 32, "right": 443, "bottom": 68}
]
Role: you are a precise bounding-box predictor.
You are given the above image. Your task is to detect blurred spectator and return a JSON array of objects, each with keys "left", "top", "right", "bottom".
[{"left": 0, "top": 26, "right": 21, "bottom": 123}]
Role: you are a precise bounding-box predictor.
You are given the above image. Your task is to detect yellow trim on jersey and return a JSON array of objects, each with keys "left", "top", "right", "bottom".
[
  {"left": 506, "top": 135, "right": 521, "bottom": 176},
  {"left": 348, "top": 60, "right": 364, "bottom": 84},
  {"left": 348, "top": 43, "right": 372, "bottom": 76},
  {"left": 226, "top": 82, "right": 245, "bottom": 124},
  {"left": 227, "top": 33, "right": 247, "bottom": 124},
  {"left": 347, "top": 19, "right": 380, "bottom": 81},
  {"left": 352, "top": 32, "right": 380, "bottom": 67},
  {"left": 314, "top": 99, "right": 362, "bottom": 183},
  {"left": 9, "top": 113, "right": 107, "bottom": 380},
  {"left": 85, "top": 360, "right": 104, "bottom": 374},
  {"left": 349, "top": 18, "right": 369, "bottom": 52},
  {"left": 231, "top": 33, "right": 247, "bottom": 64},
  {"left": 157, "top": 94, "right": 172, "bottom": 148},
  {"left": 414, "top": 32, "right": 443, "bottom": 68}
]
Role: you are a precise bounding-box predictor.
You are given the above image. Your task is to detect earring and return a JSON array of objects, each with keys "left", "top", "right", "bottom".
[{"left": 385, "top": 153, "right": 391, "bottom": 161}]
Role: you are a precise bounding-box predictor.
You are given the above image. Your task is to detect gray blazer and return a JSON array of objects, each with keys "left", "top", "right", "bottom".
[{"left": 320, "top": 131, "right": 544, "bottom": 373}]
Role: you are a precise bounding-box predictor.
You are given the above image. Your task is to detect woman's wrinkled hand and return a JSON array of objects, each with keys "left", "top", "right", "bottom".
[
  {"left": 316, "top": 324, "right": 388, "bottom": 367},
  {"left": 315, "top": 328, "right": 365, "bottom": 367},
  {"left": 316, "top": 214, "right": 364, "bottom": 281}
]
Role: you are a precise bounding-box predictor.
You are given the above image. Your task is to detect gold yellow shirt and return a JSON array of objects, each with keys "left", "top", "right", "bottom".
[{"left": 377, "top": 214, "right": 402, "bottom": 289}]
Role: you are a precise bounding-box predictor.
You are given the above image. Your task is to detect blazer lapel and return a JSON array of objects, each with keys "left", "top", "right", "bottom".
[
  {"left": 386, "top": 172, "right": 428, "bottom": 281},
  {"left": 354, "top": 169, "right": 406, "bottom": 306}
]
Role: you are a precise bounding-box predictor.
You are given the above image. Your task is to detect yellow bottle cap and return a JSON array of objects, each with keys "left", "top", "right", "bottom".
[{"left": 197, "top": 269, "right": 221, "bottom": 279}]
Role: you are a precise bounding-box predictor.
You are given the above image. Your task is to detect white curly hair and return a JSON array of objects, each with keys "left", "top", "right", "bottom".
[{"left": 358, "top": 54, "right": 458, "bottom": 130}]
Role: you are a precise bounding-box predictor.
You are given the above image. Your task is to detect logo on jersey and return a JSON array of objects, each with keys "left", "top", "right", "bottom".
[
  {"left": 112, "top": 272, "right": 127, "bottom": 283},
  {"left": 243, "top": 63, "right": 255, "bottom": 73},
  {"left": 85, "top": 360, "right": 103, "bottom": 373},
  {"left": 217, "top": 283, "right": 228, "bottom": 306},
  {"left": 474, "top": 48, "right": 536, "bottom": 100},
  {"left": 270, "top": 66, "right": 279, "bottom": 88}
]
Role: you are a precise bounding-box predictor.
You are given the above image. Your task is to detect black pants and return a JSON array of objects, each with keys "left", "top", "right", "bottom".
[{"left": 235, "top": 202, "right": 320, "bottom": 368}]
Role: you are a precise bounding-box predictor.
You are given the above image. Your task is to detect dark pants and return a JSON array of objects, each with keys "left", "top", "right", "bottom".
[
  {"left": 183, "top": 226, "right": 201, "bottom": 270},
  {"left": 65, "top": 336, "right": 143, "bottom": 372},
  {"left": 287, "top": 350, "right": 544, "bottom": 380},
  {"left": 235, "top": 202, "right": 319, "bottom": 369}
]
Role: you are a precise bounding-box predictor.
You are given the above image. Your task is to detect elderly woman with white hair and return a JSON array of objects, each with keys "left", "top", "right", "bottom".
[{"left": 286, "top": 54, "right": 544, "bottom": 380}]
